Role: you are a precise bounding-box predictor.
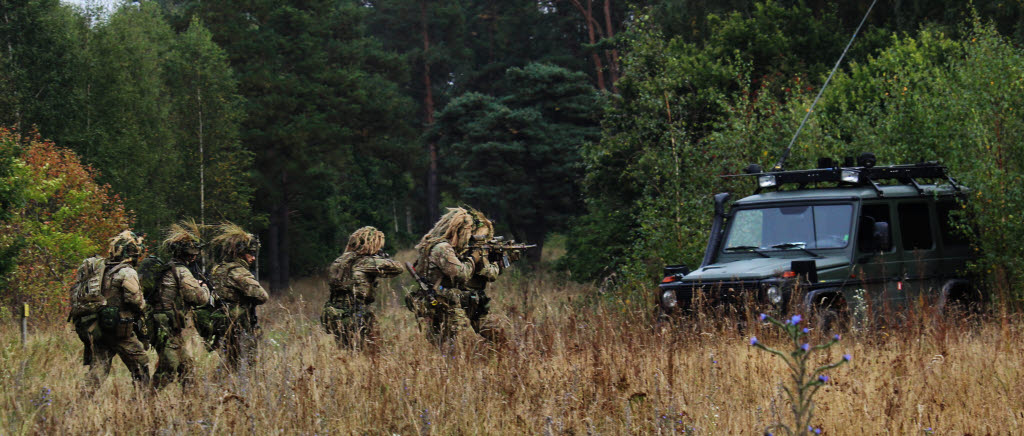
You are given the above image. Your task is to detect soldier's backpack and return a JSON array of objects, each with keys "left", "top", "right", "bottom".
[
  {"left": 137, "top": 255, "right": 171, "bottom": 305},
  {"left": 68, "top": 256, "right": 108, "bottom": 321}
]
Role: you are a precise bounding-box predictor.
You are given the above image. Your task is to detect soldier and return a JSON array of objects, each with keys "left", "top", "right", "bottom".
[
  {"left": 409, "top": 207, "right": 504, "bottom": 345},
  {"left": 321, "top": 226, "right": 403, "bottom": 349},
  {"left": 208, "top": 223, "right": 268, "bottom": 371},
  {"left": 150, "top": 220, "right": 212, "bottom": 389},
  {"left": 68, "top": 230, "right": 150, "bottom": 390}
]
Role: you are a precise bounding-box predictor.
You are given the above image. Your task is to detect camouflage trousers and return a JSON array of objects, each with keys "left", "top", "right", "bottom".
[
  {"left": 220, "top": 304, "right": 259, "bottom": 371},
  {"left": 195, "top": 304, "right": 258, "bottom": 370},
  {"left": 321, "top": 296, "right": 376, "bottom": 349},
  {"left": 413, "top": 289, "right": 505, "bottom": 346},
  {"left": 74, "top": 315, "right": 150, "bottom": 390},
  {"left": 150, "top": 311, "right": 195, "bottom": 390}
]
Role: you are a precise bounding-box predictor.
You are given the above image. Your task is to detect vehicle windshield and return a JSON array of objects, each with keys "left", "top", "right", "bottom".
[{"left": 723, "top": 204, "right": 854, "bottom": 252}]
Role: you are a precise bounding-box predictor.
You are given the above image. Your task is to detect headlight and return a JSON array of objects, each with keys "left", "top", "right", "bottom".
[
  {"left": 766, "top": 286, "right": 782, "bottom": 305},
  {"left": 661, "top": 290, "right": 678, "bottom": 310},
  {"left": 758, "top": 175, "right": 777, "bottom": 188},
  {"left": 841, "top": 169, "right": 860, "bottom": 183}
]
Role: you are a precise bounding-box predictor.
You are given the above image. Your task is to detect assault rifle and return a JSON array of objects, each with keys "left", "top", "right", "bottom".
[{"left": 467, "top": 236, "right": 537, "bottom": 268}]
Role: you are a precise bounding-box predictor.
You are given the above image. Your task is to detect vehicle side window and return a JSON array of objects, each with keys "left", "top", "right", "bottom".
[
  {"left": 936, "top": 200, "right": 969, "bottom": 248},
  {"left": 898, "top": 202, "right": 934, "bottom": 250},
  {"left": 858, "top": 204, "right": 891, "bottom": 252}
]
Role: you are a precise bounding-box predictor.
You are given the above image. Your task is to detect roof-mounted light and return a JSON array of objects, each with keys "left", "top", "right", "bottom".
[
  {"left": 758, "top": 175, "right": 778, "bottom": 188},
  {"left": 841, "top": 169, "right": 860, "bottom": 184}
]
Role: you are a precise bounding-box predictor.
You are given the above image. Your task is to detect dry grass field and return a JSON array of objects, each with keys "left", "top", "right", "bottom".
[{"left": 2, "top": 251, "right": 1023, "bottom": 434}]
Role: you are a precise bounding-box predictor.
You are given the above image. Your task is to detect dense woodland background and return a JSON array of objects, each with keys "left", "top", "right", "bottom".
[{"left": 3, "top": 0, "right": 1024, "bottom": 319}]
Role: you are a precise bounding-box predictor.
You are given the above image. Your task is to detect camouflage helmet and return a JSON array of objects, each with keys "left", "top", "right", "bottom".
[
  {"left": 211, "top": 222, "right": 259, "bottom": 261},
  {"left": 108, "top": 230, "right": 144, "bottom": 262},
  {"left": 415, "top": 206, "right": 492, "bottom": 253},
  {"left": 163, "top": 219, "right": 202, "bottom": 259},
  {"left": 346, "top": 226, "right": 385, "bottom": 256}
]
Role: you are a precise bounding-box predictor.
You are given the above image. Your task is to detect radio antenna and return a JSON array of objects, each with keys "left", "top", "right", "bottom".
[{"left": 773, "top": 0, "right": 878, "bottom": 171}]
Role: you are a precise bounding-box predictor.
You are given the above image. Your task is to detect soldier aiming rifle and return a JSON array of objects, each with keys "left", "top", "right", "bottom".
[{"left": 466, "top": 235, "right": 536, "bottom": 269}]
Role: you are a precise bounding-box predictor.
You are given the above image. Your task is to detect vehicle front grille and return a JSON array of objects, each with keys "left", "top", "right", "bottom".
[{"left": 662, "top": 280, "right": 762, "bottom": 307}]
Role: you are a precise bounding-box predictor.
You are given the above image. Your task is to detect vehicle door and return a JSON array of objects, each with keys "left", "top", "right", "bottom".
[
  {"left": 895, "top": 201, "right": 942, "bottom": 305},
  {"left": 853, "top": 202, "right": 902, "bottom": 313}
]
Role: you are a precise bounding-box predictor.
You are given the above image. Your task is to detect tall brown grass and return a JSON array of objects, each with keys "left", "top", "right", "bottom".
[{"left": 2, "top": 255, "right": 1023, "bottom": 434}]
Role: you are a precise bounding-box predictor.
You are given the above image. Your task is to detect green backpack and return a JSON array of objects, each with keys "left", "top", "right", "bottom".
[
  {"left": 137, "top": 255, "right": 171, "bottom": 304},
  {"left": 68, "top": 256, "right": 107, "bottom": 320}
]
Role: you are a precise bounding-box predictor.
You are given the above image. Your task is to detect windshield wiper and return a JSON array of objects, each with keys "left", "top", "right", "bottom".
[
  {"left": 723, "top": 246, "right": 770, "bottom": 258},
  {"left": 770, "top": 242, "right": 822, "bottom": 258}
]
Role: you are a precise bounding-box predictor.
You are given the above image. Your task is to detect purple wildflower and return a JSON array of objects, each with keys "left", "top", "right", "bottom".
[
  {"left": 801, "top": 343, "right": 810, "bottom": 352},
  {"left": 750, "top": 336, "right": 759, "bottom": 346},
  {"left": 759, "top": 313, "right": 768, "bottom": 321},
  {"left": 833, "top": 334, "right": 841, "bottom": 341},
  {"left": 789, "top": 314, "right": 802, "bottom": 325},
  {"left": 818, "top": 375, "right": 829, "bottom": 383},
  {"left": 843, "top": 354, "right": 852, "bottom": 362},
  {"left": 802, "top": 327, "right": 810, "bottom": 334}
]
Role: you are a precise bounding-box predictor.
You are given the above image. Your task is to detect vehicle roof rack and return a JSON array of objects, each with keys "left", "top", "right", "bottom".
[{"left": 729, "top": 161, "right": 961, "bottom": 197}]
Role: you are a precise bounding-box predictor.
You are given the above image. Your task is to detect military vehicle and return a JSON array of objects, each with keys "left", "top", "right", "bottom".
[{"left": 657, "top": 154, "right": 979, "bottom": 324}]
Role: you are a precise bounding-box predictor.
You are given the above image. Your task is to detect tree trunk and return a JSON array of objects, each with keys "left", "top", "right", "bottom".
[
  {"left": 524, "top": 226, "right": 546, "bottom": 265},
  {"left": 603, "top": 0, "right": 620, "bottom": 91},
  {"left": 421, "top": 0, "right": 439, "bottom": 223},
  {"left": 268, "top": 208, "right": 282, "bottom": 291},
  {"left": 567, "top": 0, "right": 607, "bottom": 91},
  {"left": 268, "top": 170, "right": 291, "bottom": 293}
]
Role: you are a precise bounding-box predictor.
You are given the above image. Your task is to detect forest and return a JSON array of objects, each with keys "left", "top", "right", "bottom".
[{"left": 3, "top": 0, "right": 1024, "bottom": 318}]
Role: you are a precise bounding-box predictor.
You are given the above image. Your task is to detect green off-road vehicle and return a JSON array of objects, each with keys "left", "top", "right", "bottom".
[{"left": 658, "top": 155, "right": 979, "bottom": 323}]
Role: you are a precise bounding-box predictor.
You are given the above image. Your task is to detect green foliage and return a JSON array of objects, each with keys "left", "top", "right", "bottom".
[
  {"left": 183, "top": 0, "right": 418, "bottom": 282},
  {"left": 433, "top": 63, "right": 601, "bottom": 256},
  {"left": 0, "top": 0, "right": 89, "bottom": 143},
  {"left": 0, "top": 129, "right": 131, "bottom": 320},
  {"left": 166, "top": 18, "right": 252, "bottom": 225},
  {"left": 562, "top": 12, "right": 747, "bottom": 284}
]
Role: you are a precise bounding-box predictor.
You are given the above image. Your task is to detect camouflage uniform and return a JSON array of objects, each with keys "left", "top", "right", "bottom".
[
  {"left": 322, "top": 252, "right": 403, "bottom": 348},
  {"left": 73, "top": 259, "right": 151, "bottom": 389},
  {"left": 209, "top": 257, "right": 268, "bottom": 370},
  {"left": 413, "top": 240, "right": 501, "bottom": 344},
  {"left": 149, "top": 261, "right": 210, "bottom": 389}
]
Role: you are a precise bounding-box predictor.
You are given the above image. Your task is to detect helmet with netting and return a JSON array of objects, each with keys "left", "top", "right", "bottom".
[
  {"left": 346, "top": 226, "right": 385, "bottom": 256},
  {"left": 211, "top": 222, "right": 259, "bottom": 261},
  {"left": 163, "top": 219, "right": 202, "bottom": 260},
  {"left": 108, "top": 230, "right": 144, "bottom": 262}
]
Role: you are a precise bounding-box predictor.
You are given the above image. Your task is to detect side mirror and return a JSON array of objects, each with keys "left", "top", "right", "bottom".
[{"left": 873, "top": 222, "right": 891, "bottom": 252}]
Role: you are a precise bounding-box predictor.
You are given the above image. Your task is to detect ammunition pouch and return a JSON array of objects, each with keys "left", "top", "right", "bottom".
[
  {"left": 98, "top": 306, "right": 136, "bottom": 338},
  {"left": 150, "top": 310, "right": 183, "bottom": 350},
  {"left": 193, "top": 306, "right": 229, "bottom": 350},
  {"left": 404, "top": 290, "right": 441, "bottom": 318},
  {"left": 134, "top": 317, "right": 151, "bottom": 349},
  {"left": 461, "top": 290, "right": 491, "bottom": 321}
]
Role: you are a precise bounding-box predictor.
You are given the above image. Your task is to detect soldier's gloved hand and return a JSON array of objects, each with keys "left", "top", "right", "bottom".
[{"left": 470, "top": 249, "right": 489, "bottom": 266}]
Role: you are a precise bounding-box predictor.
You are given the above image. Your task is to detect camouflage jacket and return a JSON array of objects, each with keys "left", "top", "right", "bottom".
[
  {"left": 211, "top": 258, "right": 268, "bottom": 306},
  {"left": 327, "top": 252, "right": 403, "bottom": 302},
  {"left": 416, "top": 241, "right": 499, "bottom": 293},
  {"left": 153, "top": 260, "right": 211, "bottom": 312},
  {"left": 102, "top": 260, "right": 145, "bottom": 318}
]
